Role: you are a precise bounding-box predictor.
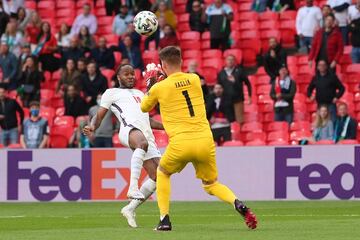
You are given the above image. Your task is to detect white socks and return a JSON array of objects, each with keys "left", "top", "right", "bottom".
[
  {"left": 129, "top": 148, "right": 146, "bottom": 191},
  {"left": 128, "top": 178, "right": 156, "bottom": 211}
]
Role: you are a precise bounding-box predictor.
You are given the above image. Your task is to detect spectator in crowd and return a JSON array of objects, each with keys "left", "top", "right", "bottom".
[
  {"left": 133, "top": 0, "right": 152, "bottom": 13},
  {"left": 251, "top": 0, "right": 268, "bottom": 12},
  {"left": 56, "top": 23, "right": 71, "bottom": 50},
  {"left": 90, "top": 37, "right": 115, "bottom": 70},
  {"left": 20, "top": 101, "right": 49, "bottom": 149},
  {"left": 89, "top": 94, "right": 118, "bottom": 148},
  {"left": 16, "top": 7, "right": 31, "bottom": 32},
  {"left": 159, "top": 24, "right": 179, "bottom": 49},
  {"left": 189, "top": 0, "right": 207, "bottom": 33},
  {"left": 0, "top": 84, "right": 24, "bottom": 146},
  {"left": 217, "top": 55, "right": 252, "bottom": 124},
  {"left": 321, "top": 5, "right": 332, "bottom": 27},
  {"left": 333, "top": 102, "right": 357, "bottom": 142},
  {"left": 70, "top": 3, "right": 98, "bottom": 36},
  {"left": 18, "top": 43, "right": 31, "bottom": 70},
  {"left": 263, "top": 37, "right": 287, "bottom": 83},
  {"left": 307, "top": 60, "right": 345, "bottom": 122},
  {"left": 144, "top": 16, "right": 166, "bottom": 50},
  {"left": 296, "top": 0, "right": 322, "bottom": 53},
  {"left": 206, "top": 83, "right": 234, "bottom": 145},
  {"left": 25, "top": 11, "right": 41, "bottom": 45},
  {"left": 267, "top": 0, "right": 295, "bottom": 12},
  {"left": 64, "top": 84, "right": 89, "bottom": 118},
  {"left": 56, "top": 58, "right": 81, "bottom": 94},
  {"left": 328, "top": 0, "right": 351, "bottom": 45},
  {"left": 61, "top": 37, "right": 84, "bottom": 67},
  {"left": 206, "top": 0, "right": 233, "bottom": 50},
  {"left": 0, "top": 1, "right": 10, "bottom": 38},
  {"left": 81, "top": 60, "right": 108, "bottom": 106},
  {"left": 348, "top": 0, "right": 360, "bottom": 63},
  {"left": 0, "top": 41, "right": 18, "bottom": 90},
  {"left": 34, "top": 21, "right": 59, "bottom": 73},
  {"left": 187, "top": 60, "right": 208, "bottom": 97},
  {"left": 119, "top": 35, "right": 144, "bottom": 70},
  {"left": 309, "top": 14, "right": 344, "bottom": 69},
  {"left": 187, "top": 0, "right": 204, "bottom": 13},
  {"left": 78, "top": 26, "right": 96, "bottom": 51},
  {"left": 105, "top": 0, "right": 120, "bottom": 16},
  {"left": 152, "top": 0, "right": 173, "bottom": 12},
  {"left": 311, "top": 105, "right": 334, "bottom": 142},
  {"left": 123, "top": 22, "right": 141, "bottom": 48},
  {"left": 77, "top": 57, "right": 87, "bottom": 74},
  {"left": 1, "top": 21, "right": 23, "bottom": 57},
  {"left": 270, "top": 65, "right": 296, "bottom": 124},
  {"left": 155, "top": 0, "right": 177, "bottom": 29},
  {"left": 18, "top": 56, "right": 44, "bottom": 107},
  {"left": 112, "top": 5, "right": 133, "bottom": 37},
  {"left": 2, "top": 0, "right": 24, "bottom": 17}
]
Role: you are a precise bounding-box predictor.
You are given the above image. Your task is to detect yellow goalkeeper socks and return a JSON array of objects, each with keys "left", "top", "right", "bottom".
[
  {"left": 156, "top": 169, "right": 171, "bottom": 217},
  {"left": 203, "top": 182, "right": 237, "bottom": 204}
]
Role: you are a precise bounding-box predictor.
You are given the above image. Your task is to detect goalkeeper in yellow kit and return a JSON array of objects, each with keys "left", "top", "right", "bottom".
[{"left": 140, "top": 46, "right": 257, "bottom": 231}]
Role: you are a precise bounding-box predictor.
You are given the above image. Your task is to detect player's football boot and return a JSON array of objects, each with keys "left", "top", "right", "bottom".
[
  {"left": 234, "top": 199, "right": 257, "bottom": 230},
  {"left": 154, "top": 215, "right": 172, "bottom": 231},
  {"left": 127, "top": 188, "right": 145, "bottom": 200},
  {"left": 121, "top": 205, "right": 137, "bottom": 228}
]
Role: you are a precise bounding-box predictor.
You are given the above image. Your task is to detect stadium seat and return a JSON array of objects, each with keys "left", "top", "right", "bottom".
[
  {"left": 238, "top": 2, "right": 252, "bottom": 12},
  {"left": 290, "top": 121, "right": 311, "bottom": 132},
  {"left": 258, "top": 94, "right": 273, "bottom": 104},
  {"left": 114, "top": 51, "right": 122, "bottom": 66},
  {"left": 183, "top": 50, "right": 201, "bottom": 59},
  {"left": 259, "top": 11, "right": 279, "bottom": 21},
  {"left": 267, "top": 121, "right": 288, "bottom": 132},
  {"left": 142, "top": 50, "right": 160, "bottom": 65},
  {"left": 56, "top": 9, "right": 76, "bottom": 18},
  {"left": 201, "top": 67, "right": 218, "bottom": 86},
  {"left": 153, "top": 130, "right": 168, "bottom": 147},
  {"left": 245, "top": 132, "right": 266, "bottom": 142},
  {"left": 268, "top": 140, "right": 289, "bottom": 146},
  {"left": 202, "top": 59, "right": 223, "bottom": 71},
  {"left": 267, "top": 131, "right": 289, "bottom": 142},
  {"left": 290, "top": 130, "right": 312, "bottom": 141},
  {"left": 57, "top": 1, "right": 75, "bottom": 9},
  {"left": 239, "top": 21, "right": 259, "bottom": 31},
  {"left": 338, "top": 139, "right": 359, "bottom": 144},
  {"left": 201, "top": 31, "right": 210, "bottom": 40},
  {"left": 259, "top": 21, "right": 279, "bottom": 30},
  {"left": 55, "top": 107, "right": 65, "bottom": 117},
  {"left": 49, "top": 134, "right": 68, "bottom": 148},
  {"left": 201, "top": 40, "right": 211, "bottom": 50},
  {"left": 38, "top": 1, "right": 55, "bottom": 9},
  {"left": 180, "top": 41, "right": 201, "bottom": 50},
  {"left": 312, "top": 140, "right": 335, "bottom": 145},
  {"left": 177, "top": 13, "right": 190, "bottom": 23},
  {"left": 7, "top": 143, "right": 22, "bottom": 149},
  {"left": 97, "top": 17, "right": 114, "bottom": 26},
  {"left": 51, "top": 125, "right": 75, "bottom": 139},
  {"left": 177, "top": 22, "right": 191, "bottom": 32},
  {"left": 54, "top": 116, "right": 75, "bottom": 127},
  {"left": 222, "top": 140, "right": 244, "bottom": 146},
  {"left": 202, "top": 49, "right": 223, "bottom": 59},
  {"left": 40, "top": 107, "right": 55, "bottom": 125},
  {"left": 238, "top": 12, "right": 258, "bottom": 22},
  {"left": 246, "top": 139, "right": 266, "bottom": 146},
  {"left": 279, "top": 10, "right": 297, "bottom": 20},
  {"left": 256, "top": 85, "right": 271, "bottom": 95},
  {"left": 241, "top": 122, "right": 263, "bottom": 132}
]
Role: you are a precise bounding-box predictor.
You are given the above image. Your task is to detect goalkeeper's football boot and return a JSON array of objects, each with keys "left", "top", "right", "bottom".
[
  {"left": 154, "top": 214, "right": 172, "bottom": 231},
  {"left": 234, "top": 199, "right": 257, "bottom": 229}
]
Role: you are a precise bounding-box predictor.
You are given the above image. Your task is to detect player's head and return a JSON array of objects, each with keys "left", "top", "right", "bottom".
[
  {"left": 159, "top": 46, "right": 182, "bottom": 76},
  {"left": 116, "top": 64, "right": 136, "bottom": 89}
]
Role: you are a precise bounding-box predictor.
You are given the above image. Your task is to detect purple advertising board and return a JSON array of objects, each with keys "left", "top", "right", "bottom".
[{"left": 0, "top": 146, "right": 359, "bottom": 202}]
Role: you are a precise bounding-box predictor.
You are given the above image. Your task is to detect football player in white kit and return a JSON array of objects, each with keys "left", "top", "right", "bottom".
[{"left": 83, "top": 64, "right": 164, "bottom": 228}]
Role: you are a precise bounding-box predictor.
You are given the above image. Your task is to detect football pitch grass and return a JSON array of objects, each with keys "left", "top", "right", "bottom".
[{"left": 0, "top": 201, "right": 359, "bottom": 240}]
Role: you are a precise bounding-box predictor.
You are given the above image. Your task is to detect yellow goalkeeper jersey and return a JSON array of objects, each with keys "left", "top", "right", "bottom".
[{"left": 141, "top": 72, "right": 212, "bottom": 140}]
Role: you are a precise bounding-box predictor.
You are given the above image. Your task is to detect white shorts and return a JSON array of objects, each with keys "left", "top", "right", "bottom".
[{"left": 118, "top": 125, "right": 161, "bottom": 160}]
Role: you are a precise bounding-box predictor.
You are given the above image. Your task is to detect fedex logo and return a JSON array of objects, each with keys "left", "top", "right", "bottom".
[
  {"left": 275, "top": 147, "right": 360, "bottom": 200},
  {"left": 7, "top": 150, "right": 148, "bottom": 201}
]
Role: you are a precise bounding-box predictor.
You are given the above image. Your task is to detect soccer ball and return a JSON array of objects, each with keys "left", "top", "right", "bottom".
[{"left": 133, "top": 11, "right": 158, "bottom": 36}]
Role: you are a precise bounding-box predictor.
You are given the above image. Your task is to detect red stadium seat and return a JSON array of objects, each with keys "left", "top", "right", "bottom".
[
  {"left": 97, "top": 16, "right": 114, "bottom": 26},
  {"left": 57, "top": 1, "right": 75, "bottom": 9},
  {"left": 246, "top": 139, "right": 266, "bottom": 146},
  {"left": 259, "top": 11, "right": 279, "bottom": 21},
  {"left": 338, "top": 139, "right": 359, "bottom": 144},
  {"left": 51, "top": 125, "right": 75, "bottom": 139},
  {"left": 56, "top": 9, "right": 76, "bottom": 18},
  {"left": 311, "top": 140, "right": 335, "bottom": 145},
  {"left": 290, "top": 121, "right": 311, "bottom": 131},
  {"left": 55, "top": 107, "right": 65, "bottom": 117},
  {"left": 7, "top": 144, "right": 22, "bottom": 149},
  {"left": 201, "top": 40, "right": 211, "bottom": 50},
  {"left": 177, "top": 22, "right": 191, "bottom": 32},
  {"left": 202, "top": 49, "right": 222, "bottom": 59},
  {"left": 267, "top": 131, "right": 289, "bottom": 141},
  {"left": 181, "top": 31, "right": 201, "bottom": 41},
  {"left": 245, "top": 132, "right": 267, "bottom": 142},
  {"left": 38, "top": 1, "right": 55, "bottom": 9},
  {"left": 180, "top": 41, "right": 201, "bottom": 50},
  {"left": 202, "top": 59, "right": 223, "bottom": 71},
  {"left": 238, "top": 12, "right": 258, "bottom": 22},
  {"left": 280, "top": 10, "right": 297, "bottom": 20},
  {"left": 267, "top": 121, "right": 288, "bottom": 132},
  {"left": 239, "top": 21, "right": 259, "bottom": 31},
  {"left": 183, "top": 50, "right": 201, "bottom": 59},
  {"left": 114, "top": 51, "right": 122, "bottom": 66},
  {"left": 153, "top": 130, "right": 168, "bottom": 147},
  {"left": 201, "top": 31, "right": 210, "bottom": 40},
  {"left": 290, "top": 130, "right": 312, "bottom": 141},
  {"left": 142, "top": 50, "right": 159, "bottom": 64},
  {"left": 40, "top": 107, "right": 55, "bottom": 125},
  {"left": 268, "top": 140, "right": 289, "bottom": 146},
  {"left": 256, "top": 85, "right": 271, "bottom": 95},
  {"left": 241, "top": 122, "right": 263, "bottom": 132},
  {"left": 222, "top": 140, "right": 244, "bottom": 146},
  {"left": 201, "top": 67, "right": 218, "bottom": 86},
  {"left": 112, "top": 134, "right": 125, "bottom": 147},
  {"left": 49, "top": 134, "right": 68, "bottom": 148},
  {"left": 177, "top": 13, "right": 190, "bottom": 23},
  {"left": 54, "top": 116, "right": 75, "bottom": 127},
  {"left": 259, "top": 21, "right": 279, "bottom": 30}
]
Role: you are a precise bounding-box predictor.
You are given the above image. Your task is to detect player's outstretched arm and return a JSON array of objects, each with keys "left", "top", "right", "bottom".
[
  {"left": 83, "top": 107, "right": 108, "bottom": 136},
  {"left": 150, "top": 117, "right": 164, "bottom": 130}
]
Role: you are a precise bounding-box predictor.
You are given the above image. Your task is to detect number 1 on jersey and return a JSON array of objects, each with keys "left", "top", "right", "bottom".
[{"left": 182, "top": 90, "right": 195, "bottom": 117}]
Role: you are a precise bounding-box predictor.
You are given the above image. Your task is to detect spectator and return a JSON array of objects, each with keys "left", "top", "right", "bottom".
[
  {"left": 206, "top": 0, "right": 233, "bottom": 50},
  {"left": 56, "top": 23, "right": 71, "bottom": 50},
  {"left": 0, "top": 41, "right": 18, "bottom": 90},
  {"left": 25, "top": 11, "right": 41, "bottom": 45},
  {"left": 80, "top": 61, "right": 108, "bottom": 106},
  {"left": 307, "top": 60, "right": 345, "bottom": 122},
  {"left": 187, "top": 0, "right": 204, "bottom": 13},
  {"left": 16, "top": 7, "right": 31, "bottom": 32},
  {"left": 267, "top": 0, "right": 295, "bottom": 12},
  {"left": 0, "top": 84, "right": 24, "bottom": 146},
  {"left": 1, "top": 21, "right": 23, "bottom": 57},
  {"left": 78, "top": 26, "right": 96, "bottom": 51},
  {"left": 155, "top": 0, "right": 177, "bottom": 29},
  {"left": 333, "top": 102, "right": 357, "bottom": 142},
  {"left": 90, "top": 37, "right": 115, "bottom": 70},
  {"left": 152, "top": 0, "right": 173, "bottom": 12},
  {"left": 18, "top": 43, "right": 31, "bottom": 69},
  {"left": 18, "top": 56, "right": 44, "bottom": 107},
  {"left": 206, "top": 83, "right": 234, "bottom": 145},
  {"left": 105, "top": 0, "right": 120, "bottom": 16},
  {"left": 119, "top": 35, "right": 144, "bottom": 70},
  {"left": 0, "top": 1, "right": 10, "bottom": 38},
  {"left": 70, "top": 3, "right": 98, "bottom": 36},
  {"left": 348, "top": 0, "right": 360, "bottom": 63},
  {"left": 20, "top": 101, "right": 49, "bottom": 149},
  {"left": 123, "top": 22, "right": 141, "bottom": 48},
  {"left": 112, "top": 5, "right": 133, "bottom": 37},
  {"left": 187, "top": 60, "right": 208, "bottom": 97},
  {"left": 189, "top": 0, "right": 207, "bottom": 33},
  {"left": 77, "top": 57, "right": 87, "bottom": 74},
  {"left": 144, "top": 16, "right": 166, "bottom": 50},
  {"left": 263, "top": 37, "right": 287, "bottom": 83},
  {"left": 64, "top": 84, "right": 89, "bottom": 118},
  {"left": 89, "top": 94, "right": 118, "bottom": 148},
  {"left": 312, "top": 105, "right": 334, "bottom": 142},
  {"left": 61, "top": 37, "right": 84, "bottom": 67},
  {"left": 2, "top": 0, "right": 24, "bottom": 17},
  {"left": 296, "top": 0, "right": 322, "bottom": 53},
  {"left": 133, "top": 0, "right": 152, "bottom": 13},
  {"left": 251, "top": 0, "right": 268, "bottom": 12},
  {"left": 328, "top": 0, "right": 351, "bottom": 45},
  {"left": 159, "top": 24, "right": 179, "bottom": 49},
  {"left": 217, "top": 55, "right": 252, "bottom": 124},
  {"left": 270, "top": 65, "right": 296, "bottom": 124},
  {"left": 56, "top": 58, "right": 81, "bottom": 94},
  {"left": 34, "top": 22, "right": 59, "bottom": 73},
  {"left": 321, "top": 5, "right": 332, "bottom": 27},
  {"left": 309, "top": 14, "right": 344, "bottom": 69}
]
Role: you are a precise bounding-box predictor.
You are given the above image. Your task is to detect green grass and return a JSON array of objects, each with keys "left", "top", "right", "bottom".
[{"left": 0, "top": 201, "right": 359, "bottom": 240}]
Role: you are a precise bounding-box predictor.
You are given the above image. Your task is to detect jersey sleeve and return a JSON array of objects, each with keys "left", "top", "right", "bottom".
[
  {"left": 100, "top": 89, "right": 113, "bottom": 109},
  {"left": 140, "top": 84, "right": 159, "bottom": 113}
]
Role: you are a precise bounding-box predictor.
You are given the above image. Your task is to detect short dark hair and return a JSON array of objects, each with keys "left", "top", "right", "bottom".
[
  {"left": 326, "top": 13, "right": 335, "bottom": 20},
  {"left": 159, "top": 46, "right": 182, "bottom": 66},
  {"left": 0, "top": 83, "right": 7, "bottom": 90},
  {"left": 29, "top": 101, "right": 40, "bottom": 107},
  {"left": 115, "top": 63, "right": 133, "bottom": 76},
  {"left": 322, "top": 4, "right": 331, "bottom": 9}
]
